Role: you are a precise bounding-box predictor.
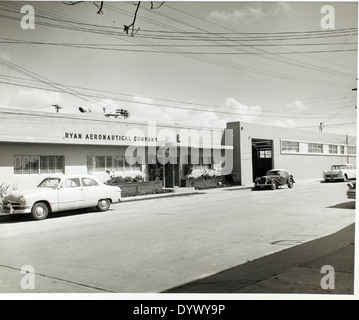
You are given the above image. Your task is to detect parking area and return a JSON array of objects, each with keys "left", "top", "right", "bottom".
[{"left": 0, "top": 180, "right": 355, "bottom": 293}]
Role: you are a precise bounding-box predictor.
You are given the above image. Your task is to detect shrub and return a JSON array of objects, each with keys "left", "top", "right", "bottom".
[{"left": 134, "top": 175, "right": 144, "bottom": 183}]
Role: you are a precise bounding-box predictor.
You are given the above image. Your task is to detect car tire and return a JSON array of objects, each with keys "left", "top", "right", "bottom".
[
  {"left": 288, "top": 179, "right": 294, "bottom": 189},
  {"left": 270, "top": 180, "right": 278, "bottom": 190},
  {"left": 344, "top": 174, "right": 349, "bottom": 181},
  {"left": 31, "top": 202, "right": 49, "bottom": 221},
  {"left": 97, "top": 199, "right": 111, "bottom": 212}
]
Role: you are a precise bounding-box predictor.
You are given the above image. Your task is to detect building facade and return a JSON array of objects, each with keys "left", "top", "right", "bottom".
[
  {"left": 0, "top": 109, "right": 231, "bottom": 189},
  {"left": 228, "top": 122, "right": 357, "bottom": 185},
  {"left": 0, "top": 108, "right": 356, "bottom": 189}
]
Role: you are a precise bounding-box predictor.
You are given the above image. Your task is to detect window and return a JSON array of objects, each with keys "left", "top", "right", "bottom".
[
  {"left": 87, "top": 155, "right": 142, "bottom": 173},
  {"left": 49, "top": 156, "right": 56, "bottom": 173},
  {"left": 55, "top": 156, "right": 64, "bottom": 173},
  {"left": 282, "top": 141, "right": 299, "bottom": 153},
  {"left": 14, "top": 156, "right": 22, "bottom": 175},
  {"left": 40, "top": 156, "right": 48, "bottom": 174},
  {"left": 14, "top": 156, "right": 64, "bottom": 175},
  {"left": 30, "top": 156, "right": 39, "bottom": 174},
  {"left": 23, "top": 156, "right": 30, "bottom": 174},
  {"left": 97, "top": 156, "right": 106, "bottom": 172},
  {"left": 340, "top": 146, "right": 345, "bottom": 154},
  {"left": 62, "top": 178, "right": 81, "bottom": 188},
  {"left": 259, "top": 150, "right": 272, "bottom": 158},
  {"left": 82, "top": 178, "right": 99, "bottom": 187},
  {"left": 113, "top": 156, "right": 124, "bottom": 171},
  {"left": 38, "top": 178, "right": 61, "bottom": 188},
  {"left": 329, "top": 145, "right": 338, "bottom": 154},
  {"left": 348, "top": 146, "right": 356, "bottom": 155},
  {"left": 308, "top": 143, "right": 323, "bottom": 153}
]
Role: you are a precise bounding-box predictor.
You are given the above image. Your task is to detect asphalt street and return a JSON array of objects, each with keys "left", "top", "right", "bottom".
[{"left": 0, "top": 180, "right": 355, "bottom": 294}]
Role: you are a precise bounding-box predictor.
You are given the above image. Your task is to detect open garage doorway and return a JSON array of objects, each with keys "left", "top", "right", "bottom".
[{"left": 252, "top": 139, "right": 273, "bottom": 181}]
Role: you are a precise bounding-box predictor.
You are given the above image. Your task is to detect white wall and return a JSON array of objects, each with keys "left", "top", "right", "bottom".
[{"left": 228, "top": 122, "right": 357, "bottom": 185}]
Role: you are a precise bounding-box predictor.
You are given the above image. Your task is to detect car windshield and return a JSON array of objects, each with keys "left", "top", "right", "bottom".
[
  {"left": 267, "top": 170, "right": 280, "bottom": 176},
  {"left": 38, "top": 178, "right": 61, "bottom": 188},
  {"left": 332, "top": 165, "right": 348, "bottom": 170}
]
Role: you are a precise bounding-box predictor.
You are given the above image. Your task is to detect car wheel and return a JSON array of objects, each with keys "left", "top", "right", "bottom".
[
  {"left": 97, "top": 199, "right": 111, "bottom": 212},
  {"left": 31, "top": 202, "right": 49, "bottom": 221},
  {"left": 344, "top": 174, "right": 349, "bottom": 181},
  {"left": 288, "top": 179, "right": 294, "bottom": 188},
  {"left": 270, "top": 180, "right": 278, "bottom": 190}
]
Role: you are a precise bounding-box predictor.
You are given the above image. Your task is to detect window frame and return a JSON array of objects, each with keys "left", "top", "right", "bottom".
[{"left": 14, "top": 155, "right": 65, "bottom": 175}]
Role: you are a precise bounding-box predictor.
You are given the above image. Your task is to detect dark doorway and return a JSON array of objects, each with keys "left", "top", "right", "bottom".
[
  {"left": 164, "top": 163, "right": 180, "bottom": 188},
  {"left": 252, "top": 139, "right": 273, "bottom": 181}
]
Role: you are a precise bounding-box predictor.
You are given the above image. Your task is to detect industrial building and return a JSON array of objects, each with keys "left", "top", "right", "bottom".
[{"left": 0, "top": 108, "right": 356, "bottom": 189}]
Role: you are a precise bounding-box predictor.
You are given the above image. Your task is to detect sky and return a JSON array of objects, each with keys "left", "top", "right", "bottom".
[{"left": 0, "top": 1, "right": 357, "bottom": 136}]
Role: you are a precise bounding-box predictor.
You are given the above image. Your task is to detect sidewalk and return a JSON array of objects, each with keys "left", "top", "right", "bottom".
[
  {"left": 119, "top": 179, "right": 322, "bottom": 203},
  {"left": 120, "top": 184, "right": 252, "bottom": 203},
  {"left": 164, "top": 224, "right": 355, "bottom": 295}
]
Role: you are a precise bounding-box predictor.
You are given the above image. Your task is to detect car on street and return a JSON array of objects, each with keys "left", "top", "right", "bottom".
[
  {"left": 323, "top": 164, "right": 356, "bottom": 182},
  {"left": 0, "top": 174, "right": 122, "bottom": 220},
  {"left": 347, "top": 181, "right": 356, "bottom": 200},
  {"left": 254, "top": 169, "right": 295, "bottom": 190}
]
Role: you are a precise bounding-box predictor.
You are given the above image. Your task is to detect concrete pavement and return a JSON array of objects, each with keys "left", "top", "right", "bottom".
[
  {"left": 0, "top": 179, "right": 355, "bottom": 294},
  {"left": 165, "top": 223, "right": 355, "bottom": 295}
]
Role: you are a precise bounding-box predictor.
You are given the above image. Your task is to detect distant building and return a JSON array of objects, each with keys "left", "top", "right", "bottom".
[{"left": 228, "top": 122, "right": 356, "bottom": 185}]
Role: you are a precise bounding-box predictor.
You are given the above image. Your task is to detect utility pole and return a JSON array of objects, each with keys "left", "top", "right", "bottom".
[
  {"left": 346, "top": 135, "right": 350, "bottom": 163},
  {"left": 319, "top": 122, "right": 324, "bottom": 132},
  {"left": 352, "top": 87, "right": 357, "bottom": 109}
]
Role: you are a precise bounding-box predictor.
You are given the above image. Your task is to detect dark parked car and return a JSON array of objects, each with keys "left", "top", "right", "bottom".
[{"left": 254, "top": 169, "right": 295, "bottom": 190}]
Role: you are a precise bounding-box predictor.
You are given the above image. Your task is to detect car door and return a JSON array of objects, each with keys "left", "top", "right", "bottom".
[
  {"left": 280, "top": 171, "right": 289, "bottom": 185},
  {"left": 57, "top": 178, "right": 85, "bottom": 211},
  {"left": 81, "top": 177, "right": 102, "bottom": 208}
]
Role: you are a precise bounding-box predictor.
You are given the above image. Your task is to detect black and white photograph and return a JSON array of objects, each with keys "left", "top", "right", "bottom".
[{"left": 0, "top": 0, "right": 357, "bottom": 302}]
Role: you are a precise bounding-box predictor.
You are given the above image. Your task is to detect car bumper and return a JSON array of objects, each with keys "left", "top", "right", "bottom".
[
  {"left": 324, "top": 175, "right": 343, "bottom": 181},
  {"left": 254, "top": 183, "right": 270, "bottom": 189},
  {"left": 0, "top": 203, "right": 31, "bottom": 215}
]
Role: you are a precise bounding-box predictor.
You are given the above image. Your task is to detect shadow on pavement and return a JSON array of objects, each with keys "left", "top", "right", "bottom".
[
  {"left": 0, "top": 208, "right": 103, "bottom": 224},
  {"left": 327, "top": 201, "right": 355, "bottom": 210}
]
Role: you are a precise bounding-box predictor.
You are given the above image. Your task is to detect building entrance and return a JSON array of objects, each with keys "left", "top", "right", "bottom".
[
  {"left": 252, "top": 139, "right": 273, "bottom": 181},
  {"left": 164, "top": 163, "right": 180, "bottom": 188}
]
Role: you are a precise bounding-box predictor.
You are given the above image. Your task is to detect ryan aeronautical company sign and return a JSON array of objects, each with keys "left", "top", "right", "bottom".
[{"left": 63, "top": 132, "right": 158, "bottom": 143}]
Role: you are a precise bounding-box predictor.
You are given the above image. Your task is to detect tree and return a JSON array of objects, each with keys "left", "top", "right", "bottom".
[{"left": 63, "top": 1, "right": 165, "bottom": 36}]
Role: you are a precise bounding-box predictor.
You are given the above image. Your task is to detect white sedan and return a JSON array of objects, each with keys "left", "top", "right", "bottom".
[
  {"left": 323, "top": 164, "right": 356, "bottom": 182},
  {"left": 1, "top": 175, "right": 122, "bottom": 220}
]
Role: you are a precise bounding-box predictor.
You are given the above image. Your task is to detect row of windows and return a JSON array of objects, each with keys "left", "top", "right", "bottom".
[
  {"left": 282, "top": 141, "right": 356, "bottom": 155},
  {"left": 87, "top": 156, "right": 142, "bottom": 173},
  {"left": 14, "top": 155, "right": 143, "bottom": 175},
  {"left": 14, "top": 156, "right": 64, "bottom": 175}
]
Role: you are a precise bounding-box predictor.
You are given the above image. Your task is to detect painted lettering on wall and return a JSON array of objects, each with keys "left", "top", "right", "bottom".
[{"left": 63, "top": 132, "right": 158, "bottom": 143}]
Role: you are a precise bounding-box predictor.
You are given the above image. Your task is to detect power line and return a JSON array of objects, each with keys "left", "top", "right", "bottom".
[
  {"left": 1, "top": 3, "right": 354, "bottom": 86},
  {"left": 0, "top": 76, "right": 355, "bottom": 120},
  {"left": 0, "top": 38, "right": 356, "bottom": 55},
  {"left": 161, "top": 4, "right": 357, "bottom": 77},
  {"left": 0, "top": 73, "right": 352, "bottom": 112}
]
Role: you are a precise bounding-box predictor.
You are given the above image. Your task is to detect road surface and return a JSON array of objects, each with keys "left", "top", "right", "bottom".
[{"left": 0, "top": 180, "right": 355, "bottom": 293}]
